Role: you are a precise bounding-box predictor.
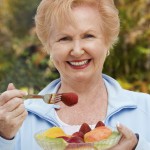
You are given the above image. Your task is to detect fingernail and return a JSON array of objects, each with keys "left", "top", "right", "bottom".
[
  {"left": 10, "top": 83, "right": 16, "bottom": 87},
  {"left": 116, "top": 121, "right": 120, "bottom": 128},
  {"left": 9, "top": 83, "right": 13, "bottom": 86}
]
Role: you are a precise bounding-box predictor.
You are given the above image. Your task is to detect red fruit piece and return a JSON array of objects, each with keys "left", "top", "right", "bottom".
[
  {"left": 67, "top": 136, "right": 84, "bottom": 143},
  {"left": 72, "top": 131, "right": 84, "bottom": 139},
  {"left": 95, "top": 121, "right": 105, "bottom": 128},
  {"left": 57, "top": 136, "right": 70, "bottom": 142},
  {"left": 79, "top": 123, "right": 91, "bottom": 135}
]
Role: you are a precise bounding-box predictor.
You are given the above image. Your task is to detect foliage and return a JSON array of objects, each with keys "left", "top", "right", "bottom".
[
  {"left": 0, "top": 0, "right": 59, "bottom": 93},
  {"left": 0, "top": 0, "right": 150, "bottom": 93},
  {"left": 1, "top": 0, "right": 40, "bottom": 37},
  {"left": 103, "top": 0, "right": 150, "bottom": 93}
]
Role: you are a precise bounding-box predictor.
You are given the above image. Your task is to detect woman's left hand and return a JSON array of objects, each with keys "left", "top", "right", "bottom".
[{"left": 109, "top": 123, "right": 138, "bottom": 150}]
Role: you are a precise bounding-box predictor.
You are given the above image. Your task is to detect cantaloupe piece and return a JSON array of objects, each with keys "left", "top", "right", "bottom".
[{"left": 84, "top": 126, "right": 112, "bottom": 143}]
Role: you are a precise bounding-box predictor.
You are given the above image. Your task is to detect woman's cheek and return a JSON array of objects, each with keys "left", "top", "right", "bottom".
[{"left": 51, "top": 45, "right": 67, "bottom": 63}]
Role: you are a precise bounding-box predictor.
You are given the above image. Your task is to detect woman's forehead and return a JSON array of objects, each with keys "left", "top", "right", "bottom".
[{"left": 51, "top": 5, "right": 101, "bottom": 31}]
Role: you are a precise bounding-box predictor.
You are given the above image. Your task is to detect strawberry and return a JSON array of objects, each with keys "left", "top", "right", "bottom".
[
  {"left": 95, "top": 121, "right": 105, "bottom": 128},
  {"left": 72, "top": 131, "right": 84, "bottom": 139},
  {"left": 79, "top": 123, "right": 91, "bottom": 135}
]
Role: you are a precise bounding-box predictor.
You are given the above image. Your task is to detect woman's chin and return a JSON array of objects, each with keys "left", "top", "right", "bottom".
[{"left": 70, "top": 75, "right": 93, "bottom": 83}]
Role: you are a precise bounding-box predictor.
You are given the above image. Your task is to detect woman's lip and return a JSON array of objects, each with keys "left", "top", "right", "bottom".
[
  {"left": 68, "top": 59, "right": 90, "bottom": 62},
  {"left": 67, "top": 59, "right": 91, "bottom": 69}
]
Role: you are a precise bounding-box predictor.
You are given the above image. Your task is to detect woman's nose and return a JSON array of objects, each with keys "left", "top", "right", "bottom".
[{"left": 70, "top": 40, "right": 85, "bottom": 57}]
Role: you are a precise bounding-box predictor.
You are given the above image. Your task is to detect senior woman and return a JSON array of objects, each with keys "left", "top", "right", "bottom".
[{"left": 0, "top": 0, "right": 150, "bottom": 150}]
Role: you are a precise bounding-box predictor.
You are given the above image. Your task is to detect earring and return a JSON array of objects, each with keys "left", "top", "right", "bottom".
[
  {"left": 106, "top": 50, "right": 110, "bottom": 56},
  {"left": 50, "top": 55, "right": 52, "bottom": 60}
]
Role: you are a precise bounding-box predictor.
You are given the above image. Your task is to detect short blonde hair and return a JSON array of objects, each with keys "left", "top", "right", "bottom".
[{"left": 35, "top": 0, "right": 120, "bottom": 52}]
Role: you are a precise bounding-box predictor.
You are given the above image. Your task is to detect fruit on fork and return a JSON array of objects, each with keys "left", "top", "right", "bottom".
[
  {"left": 0, "top": 92, "right": 78, "bottom": 106},
  {"left": 23, "top": 92, "right": 78, "bottom": 106}
]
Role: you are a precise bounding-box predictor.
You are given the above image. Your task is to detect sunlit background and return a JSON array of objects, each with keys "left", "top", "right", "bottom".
[{"left": 0, "top": 0, "right": 150, "bottom": 93}]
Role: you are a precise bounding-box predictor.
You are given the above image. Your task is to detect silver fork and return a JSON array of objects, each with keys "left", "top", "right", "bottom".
[
  {"left": 23, "top": 93, "right": 63, "bottom": 104},
  {"left": 0, "top": 93, "right": 62, "bottom": 104}
]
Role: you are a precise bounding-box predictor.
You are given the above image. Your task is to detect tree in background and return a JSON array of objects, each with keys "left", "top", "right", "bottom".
[
  {"left": 0, "top": 0, "right": 150, "bottom": 93},
  {"left": 103, "top": 0, "right": 150, "bottom": 93},
  {"left": 0, "top": 0, "right": 59, "bottom": 93}
]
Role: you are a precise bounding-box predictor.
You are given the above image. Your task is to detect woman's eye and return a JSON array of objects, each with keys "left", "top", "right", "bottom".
[
  {"left": 58, "top": 37, "right": 72, "bottom": 42},
  {"left": 84, "top": 34, "right": 95, "bottom": 39}
]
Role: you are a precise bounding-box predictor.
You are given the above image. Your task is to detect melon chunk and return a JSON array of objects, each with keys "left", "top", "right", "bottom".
[{"left": 84, "top": 126, "right": 112, "bottom": 143}]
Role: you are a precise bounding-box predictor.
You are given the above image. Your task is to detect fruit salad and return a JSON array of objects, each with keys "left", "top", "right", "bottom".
[{"left": 35, "top": 121, "right": 121, "bottom": 150}]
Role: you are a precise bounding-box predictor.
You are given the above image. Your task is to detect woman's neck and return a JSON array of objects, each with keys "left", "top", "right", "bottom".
[
  {"left": 58, "top": 74, "right": 108, "bottom": 105},
  {"left": 59, "top": 74, "right": 105, "bottom": 94},
  {"left": 56, "top": 74, "right": 108, "bottom": 124}
]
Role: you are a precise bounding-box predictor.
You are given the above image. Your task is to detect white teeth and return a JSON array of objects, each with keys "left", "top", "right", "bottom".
[{"left": 69, "top": 60, "right": 88, "bottom": 66}]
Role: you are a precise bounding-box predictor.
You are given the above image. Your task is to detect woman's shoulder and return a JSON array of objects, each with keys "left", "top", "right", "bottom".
[
  {"left": 102, "top": 74, "right": 150, "bottom": 101},
  {"left": 123, "top": 88, "right": 150, "bottom": 102}
]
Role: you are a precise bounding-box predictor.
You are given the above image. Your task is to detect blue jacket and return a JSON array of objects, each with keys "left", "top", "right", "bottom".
[{"left": 0, "top": 74, "right": 150, "bottom": 150}]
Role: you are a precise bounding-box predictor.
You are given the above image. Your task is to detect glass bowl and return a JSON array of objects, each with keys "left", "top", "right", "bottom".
[{"left": 34, "top": 127, "right": 121, "bottom": 150}]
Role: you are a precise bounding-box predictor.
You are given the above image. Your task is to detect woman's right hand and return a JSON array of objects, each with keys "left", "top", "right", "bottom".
[{"left": 0, "top": 83, "right": 28, "bottom": 140}]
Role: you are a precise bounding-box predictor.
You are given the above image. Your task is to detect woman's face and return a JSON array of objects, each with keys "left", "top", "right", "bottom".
[{"left": 49, "top": 5, "right": 108, "bottom": 82}]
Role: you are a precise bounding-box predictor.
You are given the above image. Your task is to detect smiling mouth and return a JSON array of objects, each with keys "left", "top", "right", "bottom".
[{"left": 67, "top": 59, "right": 91, "bottom": 68}]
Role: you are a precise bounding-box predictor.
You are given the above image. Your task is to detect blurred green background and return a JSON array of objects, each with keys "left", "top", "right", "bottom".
[{"left": 0, "top": 0, "right": 150, "bottom": 93}]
